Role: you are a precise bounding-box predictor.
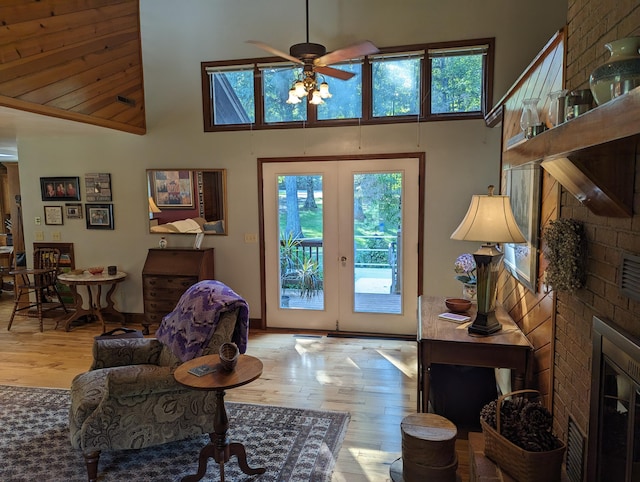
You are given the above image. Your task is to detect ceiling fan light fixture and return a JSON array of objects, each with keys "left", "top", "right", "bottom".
[
  {"left": 319, "top": 81, "right": 332, "bottom": 98},
  {"left": 309, "top": 90, "right": 324, "bottom": 105},
  {"left": 294, "top": 80, "right": 307, "bottom": 97},
  {"left": 286, "top": 88, "right": 302, "bottom": 104}
]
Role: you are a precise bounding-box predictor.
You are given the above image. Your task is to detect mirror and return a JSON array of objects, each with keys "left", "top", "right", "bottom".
[{"left": 147, "top": 169, "right": 227, "bottom": 235}]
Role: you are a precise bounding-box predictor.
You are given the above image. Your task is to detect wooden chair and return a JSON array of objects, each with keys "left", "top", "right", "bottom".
[{"left": 7, "top": 247, "right": 68, "bottom": 331}]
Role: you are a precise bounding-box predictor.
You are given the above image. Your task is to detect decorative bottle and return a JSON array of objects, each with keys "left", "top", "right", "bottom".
[
  {"left": 547, "top": 90, "right": 567, "bottom": 127},
  {"left": 519, "top": 98, "right": 541, "bottom": 137},
  {"left": 589, "top": 37, "right": 640, "bottom": 105},
  {"left": 159, "top": 237, "right": 167, "bottom": 249}
]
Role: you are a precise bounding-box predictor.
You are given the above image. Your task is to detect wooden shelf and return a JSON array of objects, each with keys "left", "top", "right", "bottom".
[{"left": 503, "top": 86, "right": 640, "bottom": 217}]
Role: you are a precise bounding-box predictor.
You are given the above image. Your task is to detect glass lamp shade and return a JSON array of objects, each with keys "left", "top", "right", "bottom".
[
  {"left": 294, "top": 81, "right": 307, "bottom": 97},
  {"left": 286, "top": 89, "right": 302, "bottom": 104},
  {"left": 309, "top": 90, "right": 324, "bottom": 105},
  {"left": 319, "top": 82, "right": 332, "bottom": 98}
]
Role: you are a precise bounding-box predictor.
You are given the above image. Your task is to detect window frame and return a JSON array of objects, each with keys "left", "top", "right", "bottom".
[{"left": 201, "top": 38, "right": 494, "bottom": 132}]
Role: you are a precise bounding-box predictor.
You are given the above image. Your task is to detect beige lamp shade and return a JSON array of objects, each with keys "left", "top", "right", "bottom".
[
  {"left": 148, "top": 196, "right": 161, "bottom": 214},
  {"left": 451, "top": 186, "right": 526, "bottom": 244}
]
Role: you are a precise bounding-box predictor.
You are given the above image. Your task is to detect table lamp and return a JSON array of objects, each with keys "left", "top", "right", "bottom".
[
  {"left": 450, "top": 185, "right": 526, "bottom": 335},
  {"left": 148, "top": 196, "right": 161, "bottom": 218}
]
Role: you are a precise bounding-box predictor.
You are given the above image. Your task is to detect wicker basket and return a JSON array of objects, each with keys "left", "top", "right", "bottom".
[
  {"left": 481, "top": 390, "right": 566, "bottom": 482},
  {"left": 219, "top": 342, "right": 239, "bottom": 371}
]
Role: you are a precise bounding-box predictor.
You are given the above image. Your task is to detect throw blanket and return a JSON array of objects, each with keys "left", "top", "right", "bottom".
[{"left": 156, "top": 280, "right": 249, "bottom": 362}]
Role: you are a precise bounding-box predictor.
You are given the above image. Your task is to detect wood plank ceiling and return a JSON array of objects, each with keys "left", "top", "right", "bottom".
[{"left": 0, "top": 0, "right": 145, "bottom": 135}]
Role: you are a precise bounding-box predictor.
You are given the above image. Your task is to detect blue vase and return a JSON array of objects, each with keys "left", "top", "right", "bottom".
[{"left": 589, "top": 37, "right": 640, "bottom": 105}]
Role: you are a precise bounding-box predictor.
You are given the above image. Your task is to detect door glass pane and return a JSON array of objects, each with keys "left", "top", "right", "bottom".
[
  {"left": 353, "top": 172, "right": 402, "bottom": 314},
  {"left": 278, "top": 175, "right": 324, "bottom": 310}
]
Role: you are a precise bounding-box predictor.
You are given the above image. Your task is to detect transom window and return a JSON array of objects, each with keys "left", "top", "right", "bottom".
[{"left": 201, "top": 38, "right": 494, "bottom": 131}]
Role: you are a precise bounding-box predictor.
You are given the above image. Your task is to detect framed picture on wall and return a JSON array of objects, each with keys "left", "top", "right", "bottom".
[
  {"left": 85, "top": 173, "right": 112, "bottom": 202},
  {"left": 503, "top": 161, "right": 542, "bottom": 293},
  {"left": 65, "top": 203, "right": 83, "bottom": 219},
  {"left": 152, "top": 170, "right": 194, "bottom": 208},
  {"left": 44, "top": 205, "right": 63, "bottom": 225},
  {"left": 85, "top": 204, "right": 114, "bottom": 230},
  {"left": 40, "top": 177, "right": 81, "bottom": 201}
]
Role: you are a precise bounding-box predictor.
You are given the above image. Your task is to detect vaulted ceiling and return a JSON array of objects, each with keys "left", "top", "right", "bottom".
[{"left": 0, "top": 0, "right": 146, "bottom": 159}]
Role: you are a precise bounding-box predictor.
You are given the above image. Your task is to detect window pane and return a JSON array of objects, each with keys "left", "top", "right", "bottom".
[
  {"left": 431, "top": 54, "right": 483, "bottom": 114},
  {"left": 211, "top": 71, "right": 255, "bottom": 125},
  {"left": 317, "top": 63, "right": 362, "bottom": 120},
  {"left": 372, "top": 57, "right": 420, "bottom": 117},
  {"left": 263, "top": 67, "right": 307, "bottom": 123}
]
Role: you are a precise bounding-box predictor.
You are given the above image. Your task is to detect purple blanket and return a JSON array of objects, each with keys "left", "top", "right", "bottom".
[{"left": 155, "top": 280, "right": 249, "bottom": 362}]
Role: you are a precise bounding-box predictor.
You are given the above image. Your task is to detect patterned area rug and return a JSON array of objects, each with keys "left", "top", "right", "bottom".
[{"left": 0, "top": 385, "right": 349, "bottom": 482}]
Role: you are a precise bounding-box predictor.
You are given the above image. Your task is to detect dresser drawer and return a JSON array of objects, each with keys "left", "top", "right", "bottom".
[
  {"left": 143, "top": 276, "right": 198, "bottom": 291},
  {"left": 144, "top": 311, "right": 166, "bottom": 325},
  {"left": 144, "top": 297, "right": 178, "bottom": 313}
]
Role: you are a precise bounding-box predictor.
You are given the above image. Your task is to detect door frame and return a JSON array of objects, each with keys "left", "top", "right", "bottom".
[{"left": 257, "top": 152, "right": 425, "bottom": 331}]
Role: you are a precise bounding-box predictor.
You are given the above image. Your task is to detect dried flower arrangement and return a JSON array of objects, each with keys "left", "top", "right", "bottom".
[{"left": 542, "top": 218, "right": 587, "bottom": 292}]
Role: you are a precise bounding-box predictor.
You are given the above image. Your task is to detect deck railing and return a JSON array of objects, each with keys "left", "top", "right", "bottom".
[{"left": 281, "top": 234, "right": 401, "bottom": 293}]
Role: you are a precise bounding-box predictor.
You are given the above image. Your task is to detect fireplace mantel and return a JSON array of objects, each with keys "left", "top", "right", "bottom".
[{"left": 504, "top": 87, "right": 639, "bottom": 218}]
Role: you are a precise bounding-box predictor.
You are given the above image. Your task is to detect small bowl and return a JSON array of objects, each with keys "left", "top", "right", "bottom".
[
  {"left": 88, "top": 266, "right": 104, "bottom": 275},
  {"left": 445, "top": 297, "right": 472, "bottom": 313}
]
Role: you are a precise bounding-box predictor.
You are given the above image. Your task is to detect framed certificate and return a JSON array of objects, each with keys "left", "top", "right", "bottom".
[{"left": 44, "top": 205, "right": 63, "bottom": 225}]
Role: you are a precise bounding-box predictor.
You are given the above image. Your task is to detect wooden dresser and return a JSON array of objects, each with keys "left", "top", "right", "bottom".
[{"left": 141, "top": 247, "right": 214, "bottom": 334}]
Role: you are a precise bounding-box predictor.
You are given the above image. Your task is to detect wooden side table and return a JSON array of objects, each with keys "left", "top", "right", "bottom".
[
  {"left": 174, "top": 354, "right": 265, "bottom": 482},
  {"left": 417, "top": 296, "right": 533, "bottom": 413},
  {"left": 57, "top": 271, "right": 127, "bottom": 332}
]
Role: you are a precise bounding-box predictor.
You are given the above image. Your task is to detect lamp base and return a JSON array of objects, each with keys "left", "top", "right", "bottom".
[{"left": 468, "top": 311, "right": 502, "bottom": 335}]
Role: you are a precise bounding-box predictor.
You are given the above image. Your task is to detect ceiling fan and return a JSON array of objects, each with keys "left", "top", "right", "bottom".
[{"left": 247, "top": 0, "right": 379, "bottom": 103}]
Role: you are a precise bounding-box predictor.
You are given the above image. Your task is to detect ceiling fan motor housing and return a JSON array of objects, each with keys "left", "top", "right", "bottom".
[{"left": 290, "top": 42, "right": 327, "bottom": 60}]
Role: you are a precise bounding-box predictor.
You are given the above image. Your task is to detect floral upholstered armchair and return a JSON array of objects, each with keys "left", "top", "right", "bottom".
[{"left": 69, "top": 281, "right": 249, "bottom": 482}]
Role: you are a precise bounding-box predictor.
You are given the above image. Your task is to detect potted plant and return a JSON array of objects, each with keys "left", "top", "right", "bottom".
[
  {"left": 454, "top": 253, "right": 477, "bottom": 301},
  {"left": 279, "top": 232, "right": 323, "bottom": 303},
  {"left": 297, "top": 258, "right": 322, "bottom": 300},
  {"left": 279, "top": 232, "right": 302, "bottom": 305}
]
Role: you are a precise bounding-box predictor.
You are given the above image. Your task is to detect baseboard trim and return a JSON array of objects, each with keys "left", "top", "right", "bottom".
[{"left": 327, "top": 331, "right": 414, "bottom": 341}]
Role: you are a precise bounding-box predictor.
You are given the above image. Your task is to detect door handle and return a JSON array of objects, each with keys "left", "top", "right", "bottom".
[{"left": 340, "top": 256, "right": 347, "bottom": 266}]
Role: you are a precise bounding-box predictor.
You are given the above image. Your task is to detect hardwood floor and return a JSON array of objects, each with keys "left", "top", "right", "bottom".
[{"left": 0, "top": 294, "right": 471, "bottom": 481}]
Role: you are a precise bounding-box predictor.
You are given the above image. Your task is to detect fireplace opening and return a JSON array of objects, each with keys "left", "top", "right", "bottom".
[{"left": 588, "top": 316, "right": 640, "bottom": 482}]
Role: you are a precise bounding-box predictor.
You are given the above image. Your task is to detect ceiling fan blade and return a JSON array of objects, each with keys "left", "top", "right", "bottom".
[
  {"left": 246, "top": 40, "right": 303, "bottom": 64},
  {"left": 314, "top": 65, "right": 355, "bottom": 80},
  {"left": 314, "top": 40, "right": 379, "bottom": 66}
]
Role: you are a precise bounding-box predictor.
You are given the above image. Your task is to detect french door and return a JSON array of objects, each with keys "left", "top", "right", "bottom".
[{"left": 262, "top": 157, "right": 420, "bottom": 335}]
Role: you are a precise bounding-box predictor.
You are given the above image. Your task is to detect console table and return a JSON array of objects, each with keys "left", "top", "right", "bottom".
[
  {"left": 417, "top": 295, "right": 533, "bottom": 413},
  {"left": 142, "top": 247, "right": 214, "bottom": 334}
]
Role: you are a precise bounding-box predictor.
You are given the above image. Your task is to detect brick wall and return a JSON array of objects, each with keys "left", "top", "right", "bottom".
[{"left": 553, "top": 0, "right": 640, "bottom": 443}]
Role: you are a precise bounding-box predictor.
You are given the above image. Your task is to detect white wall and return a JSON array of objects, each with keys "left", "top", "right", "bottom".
[{"left": 15, "top": 0, "right": 567, "bottom": 319}]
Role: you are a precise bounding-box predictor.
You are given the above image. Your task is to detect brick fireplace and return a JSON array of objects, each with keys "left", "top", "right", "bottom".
[
  {"left": 551, "top": 0, "right": 640, "bottom": 480},
  {"left": 588, "top": 316, "right": 640, "bottom": 481}
]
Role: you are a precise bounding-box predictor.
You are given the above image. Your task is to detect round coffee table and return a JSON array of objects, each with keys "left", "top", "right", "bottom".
[{"left": 174, "top": 354, "right": 265, "bottom": 482}]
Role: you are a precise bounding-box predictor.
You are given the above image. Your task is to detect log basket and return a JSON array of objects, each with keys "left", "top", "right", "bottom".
[{"left": 480, "top": 389, "right": 566, "bottom": 482}]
